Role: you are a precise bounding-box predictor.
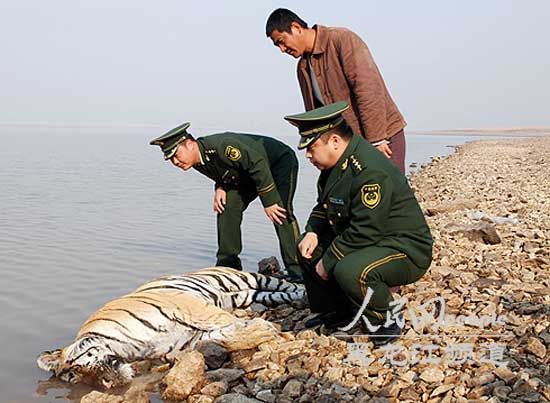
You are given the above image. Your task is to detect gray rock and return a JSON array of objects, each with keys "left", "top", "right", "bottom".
[
  {"left": 519, "top": 391, "right": 542, "bottom": 403},
  {"left": 255, "top": 389, "right": 276, "bottom": 403},
  {"left": 493, "top": 385, "right": 512, "bottom": 399},
  {"left": 206, "top": 368, "right": 245, "bottom": 383},
  {"left": 258, "top": 256, "right": 282, "bottom": 276},
  {"left": 214, "top": 394, "right": 261, "bottom": 403},
  {"left": 281, "top": 379, "right": 303, "bottom": 398},
  {"left": 445, "top": 222, "right": 501, "bottom": 244},
  {"left": 196, "top": 341, "right": 229, "bottom": 369}
]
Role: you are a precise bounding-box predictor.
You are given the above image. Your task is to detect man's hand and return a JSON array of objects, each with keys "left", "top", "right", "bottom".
[
  {"left": 376, "top": 143, "right": 393, "bottom": 159},
  {"left": 213, "top": 188, "right": 227, "bottom": 214},
  {"left": 315, "top": 259, "right": 329, "bottom": 281},
  {"left": 264, "top": 203, "right": 287, "bottom": 225},
  {"left": 298, "top": 232, "right": 318, "bottom": 259}
]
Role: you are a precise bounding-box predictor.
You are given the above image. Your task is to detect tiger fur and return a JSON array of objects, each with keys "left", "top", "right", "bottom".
[{"left": 37, "top": 267, "right": 305, "bottom": 387}]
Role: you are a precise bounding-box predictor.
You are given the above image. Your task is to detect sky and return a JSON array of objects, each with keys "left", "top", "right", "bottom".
[{"left": 1, "top": 0, "right": 549, "bottom": 132}]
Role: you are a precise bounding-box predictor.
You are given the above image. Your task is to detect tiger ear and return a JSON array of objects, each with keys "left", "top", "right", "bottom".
[{"left": 37, "top": 350, "right": 62, "bottom": 373}]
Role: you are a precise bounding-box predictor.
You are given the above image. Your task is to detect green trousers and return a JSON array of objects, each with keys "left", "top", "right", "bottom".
[
  {"left": 216, "top": 161, "right": 300, "bottom": 276},
  {"left": 297, "top": 233, "right": 427, "bottom": 325}
]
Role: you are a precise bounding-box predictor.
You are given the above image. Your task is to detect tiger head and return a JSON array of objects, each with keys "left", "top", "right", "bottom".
[{"left": 36, "top": 336, "right": 134, "bottom": 388}]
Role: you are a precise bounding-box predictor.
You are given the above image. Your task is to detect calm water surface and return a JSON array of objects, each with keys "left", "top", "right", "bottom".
[{"left": 0, "top": 127, "right": 504, "bottom": 402}]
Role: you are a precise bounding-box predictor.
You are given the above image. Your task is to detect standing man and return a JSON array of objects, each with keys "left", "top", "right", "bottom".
[
  {"left": 150, "top": 122, "right": 302, "bottom": 281},
  {"left": 266, "top": 8, "right": 407, "bottom": 173},
  {"left": 284, "top": 102, "right": 432, "bottom": 345}
]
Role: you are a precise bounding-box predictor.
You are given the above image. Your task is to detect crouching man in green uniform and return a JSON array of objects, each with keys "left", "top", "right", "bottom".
[
  {"left": 150, "top": 123, "right": 302, "bottom": 280},
  {"left": 284, "top": 102, "right": 433, "bottom": 344}
]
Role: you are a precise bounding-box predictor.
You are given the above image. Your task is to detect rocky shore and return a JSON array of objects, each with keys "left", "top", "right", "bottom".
[{"left": 80, "top": 137, "right": 549, "bottom": 403}]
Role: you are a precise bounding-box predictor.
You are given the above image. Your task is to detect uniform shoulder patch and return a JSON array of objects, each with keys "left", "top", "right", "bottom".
[
  {"left": 224, "top": 145, "right": 241, "bottom": 161},
  {"left": 361, "top": 183, "right": 381, "bottom": 209}
]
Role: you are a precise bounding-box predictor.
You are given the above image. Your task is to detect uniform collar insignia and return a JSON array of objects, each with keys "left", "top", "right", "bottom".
[{"left": 341, "top": 158, "right": 349, "bottom": 171}]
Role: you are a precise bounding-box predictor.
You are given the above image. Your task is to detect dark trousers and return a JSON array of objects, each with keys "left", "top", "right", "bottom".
[
  {"left": 389, "top": 129, "right": 406, "bottom": 174},
  {"left": 216, "top": 162, "right": 300, "bottom": 275},
  {"left": 297, "top": 233, "right": 427, "bottom": 325}
]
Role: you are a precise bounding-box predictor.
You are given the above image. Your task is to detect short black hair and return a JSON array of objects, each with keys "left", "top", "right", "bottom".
[{"left": 265, "top": 8, "right": 308, "bottom": 37}]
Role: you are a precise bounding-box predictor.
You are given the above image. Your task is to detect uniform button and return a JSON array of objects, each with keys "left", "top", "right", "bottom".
[
  {"left": 337, "top": 213, "right": 342, "bottom": 217},
  {"left": 323, "top": 203, "right": 328, "bottom": 209},
  {"left": 329, "top": 220, "right": 334, "bottom": 225}
]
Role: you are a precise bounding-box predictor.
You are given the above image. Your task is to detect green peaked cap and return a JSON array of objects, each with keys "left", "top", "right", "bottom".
[
  {"left": 284, "top": 101, "right": 349, "bottom": 149},
  {"left": 149, "top": 122, "right": 191, "bottom": 160}
]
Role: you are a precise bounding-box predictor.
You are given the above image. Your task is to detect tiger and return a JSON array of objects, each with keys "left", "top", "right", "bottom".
[{"left": 37, "top": 267, "right": 305, "bottom": 388}]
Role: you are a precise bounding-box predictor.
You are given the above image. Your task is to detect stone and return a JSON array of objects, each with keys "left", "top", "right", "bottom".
[
  {"left": 80, "top": 391, "right": 123, "bottom": 403},
  {"left": 258, "top": 256, "right": 282, "bottom": 276},
  {"left": 526, "top": 337, "right": 546, "bottom": 358},
  {"left": 255, "top": 389, "right": 277, "bottom": 403},
  {"left": 189, "top": 396, "right": 215, "bottom": 403},
  {"left": 494, "top": 367, "right": 517, "bottom": 384},
  {"left": 430, "top": 384, "right": 455, "bottom": 397},
  {"left": 445, "top": 222, "right": 501, "bottom": 244},
  {"left": 467, "top": 385, "right": 493, "bottom": 399},
  {"left": 469, "top": 372, "right": 495, "bottom": 387},
  {"left": 162, "top": 350, "right": 206, "bottom": 401},
  {"left": 519, "top": 391, "right": 543, "bottom": 402},
  {"left": 201, "top": 381, "right": 229, "bottom": 398},
  {"left": 196, "top": 340, "right": 230, "bottom": 369},
  {"left": 400, "top": 387, "right": 421, "bottom": 401},
  {"left": 214, "top": 394, "right": 262, "bottom": 403},
  {"left": 493, "top": 385, "right": 512, "bottom": 399},
  {"left": 419, "top": 368, "right": 445, "bottom": 384},
  {"left": 206, "top": 368, "right": 245, "bottom": 383},
  {"left": 425, "top": 200, "right": 478, "bottom": 216},
  {"left": 281, "top": 379, "right": 303, "bottom": 398}
]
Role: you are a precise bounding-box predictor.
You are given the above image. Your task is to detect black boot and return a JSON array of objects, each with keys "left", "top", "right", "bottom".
[
  {"left": 304, "top": 311, "right": 355, "bottom": 330},
  {"left": 367, "top": 322, "right": 402, "bottom": 347}
]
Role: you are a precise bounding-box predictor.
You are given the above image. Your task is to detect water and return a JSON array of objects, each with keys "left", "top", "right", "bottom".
[{"left": 0, "top": 127, "right": 504, "bottom": 401}]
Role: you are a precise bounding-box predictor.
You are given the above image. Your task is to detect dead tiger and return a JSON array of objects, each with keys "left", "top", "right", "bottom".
[{"left": 37, "top": 267, "right": 304, "bottom": 387}]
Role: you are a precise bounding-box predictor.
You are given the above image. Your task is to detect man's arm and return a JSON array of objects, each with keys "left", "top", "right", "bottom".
[
  {"left": 322, "top": 169, "right": 394, "bottom": 274},
  {"left": 218, "top": 139, "right": 282, "bottom": 207},
  {"left": 305, "top": 200, "right": 330, "bottom": 235},
  {"left": 337, "top": 29, "right": 389, "bottom": 143}
]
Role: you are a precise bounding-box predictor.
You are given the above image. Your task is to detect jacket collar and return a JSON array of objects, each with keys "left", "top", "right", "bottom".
[
  {"left": 321, "top": 134, "right": 361, "bottom": 199},
  {"left": 310, "top": 25, "right": 327, "bottom": 55},
  {"left": 196, "top": 138, "right": 208, "bottom": 165}
]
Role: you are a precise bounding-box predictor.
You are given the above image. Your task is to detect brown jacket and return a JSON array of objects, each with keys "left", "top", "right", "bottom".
[{"left": 297, "top": 25, "right": 406, "bottom": 143}]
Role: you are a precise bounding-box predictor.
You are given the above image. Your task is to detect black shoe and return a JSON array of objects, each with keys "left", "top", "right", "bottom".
[
  {"left": 367, "top": 322, "right": 402, "bottom": 347},
  {"left": 304, "top": 311, "right": 354, "bottom": 329}
]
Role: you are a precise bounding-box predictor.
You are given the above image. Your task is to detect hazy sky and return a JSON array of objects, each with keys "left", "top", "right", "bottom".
[{"left": 1, "top": 1, "right": 549, "bottom": 132}]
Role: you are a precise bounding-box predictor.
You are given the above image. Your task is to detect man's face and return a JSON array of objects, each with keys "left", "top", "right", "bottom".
[
  {"left": 170, "top": 141, "right": 196, "bottom": 171},
  {"left": 269, "top": 23, "right": 307, "bottom": 58},
  {"left": 305, "top": 135, "right": 341, "bottom": 171}
]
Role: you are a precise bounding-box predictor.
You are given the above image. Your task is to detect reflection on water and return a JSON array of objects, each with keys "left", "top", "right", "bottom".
[{"left": 0, "top": 127, "right": 505, "bottom": 401}]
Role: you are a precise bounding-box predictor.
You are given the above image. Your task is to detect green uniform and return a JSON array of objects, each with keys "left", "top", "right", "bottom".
[
  {"left": 298, "top": 134, "right": 432, "bottom": 324},
  {"left": 193, "top": 132, "right": 300, "bottom": 274}
]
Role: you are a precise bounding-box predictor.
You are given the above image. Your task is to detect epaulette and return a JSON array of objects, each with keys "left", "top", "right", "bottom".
[
  {"left": 349, "top": 154, "right": 364, "bottom": 173},
  {"left": 203, "top": 148, "right": 216, "bottom": 162}
]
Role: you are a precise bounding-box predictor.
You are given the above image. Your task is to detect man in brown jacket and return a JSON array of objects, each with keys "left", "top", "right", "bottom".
[{"left": 266, "top": 8, "right": 407, "bottom": 173}]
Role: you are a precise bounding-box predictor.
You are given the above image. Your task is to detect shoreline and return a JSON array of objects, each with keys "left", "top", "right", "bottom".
[
  {"left": 72, "top": 137, "right": 550, "bottom": 402},
  {"left": 407, "top": 129, "right": 550, "bottom": 137}
]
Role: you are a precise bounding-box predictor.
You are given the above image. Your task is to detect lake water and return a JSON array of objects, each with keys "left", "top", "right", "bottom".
[{"left": 0, "top": 126, "right": 504, "bottom": 402}]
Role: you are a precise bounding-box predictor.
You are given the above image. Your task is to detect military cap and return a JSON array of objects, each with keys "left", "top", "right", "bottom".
[
  {"left": 149, "top": 122, "right": 191, "bottom": 160},
  {"left": 284, "top": 101, "right": 349, "bottom": 149}
]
